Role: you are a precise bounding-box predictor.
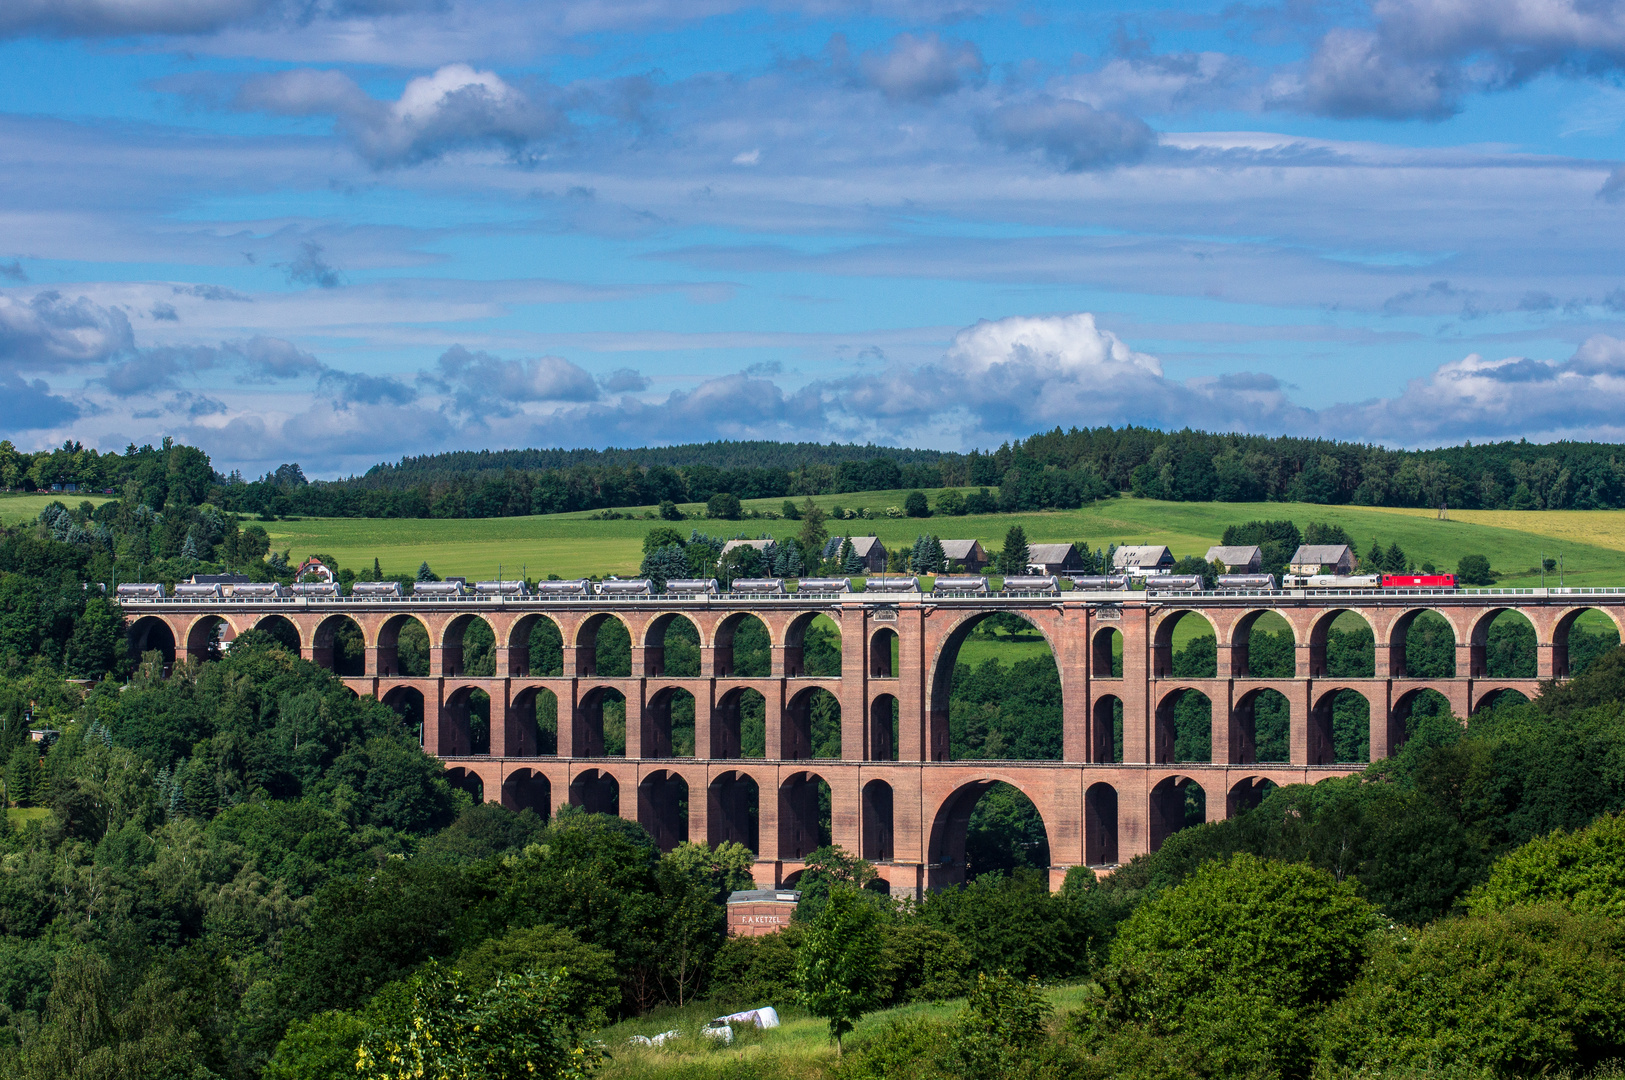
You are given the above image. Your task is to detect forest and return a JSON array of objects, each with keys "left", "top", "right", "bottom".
[{"left": 13, "top": 425, "right": 1625, "bottom": 522}]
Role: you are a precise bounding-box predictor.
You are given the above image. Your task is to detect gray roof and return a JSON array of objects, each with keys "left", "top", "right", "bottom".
[
  {"left": 1026, "top": 543, "right": 1078, "bottom": 564},
  {"left": 1113, "top": 545, "right": 1173, "bottom": 568},
  {"left": 822, "top": 535, "right": 884, "bottom": 558},
  {"left": 720, "top": 539, "right": 774, "bottom": 554},
  {"left": 1291, "top": 544, "right": 1353, "bottom": 563},
  {"left": 940, "top": 539, "right": 985, "bottom": 560},
  {"left": 727, "top": 889, "right": 801, "bottom": 904},
  {"left": 1205, "top": 545, "right": 1261, "bottom": 565}
]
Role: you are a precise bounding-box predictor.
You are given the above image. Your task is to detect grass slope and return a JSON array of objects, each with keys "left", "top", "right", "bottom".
[
  {"left": 0, "top": 493, "right": 115, "bottom": 525},
  {"left": 258, "top": 492, "right": 1625, "bottom": 585}
]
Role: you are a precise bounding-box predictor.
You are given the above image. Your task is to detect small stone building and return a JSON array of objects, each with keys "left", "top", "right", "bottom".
[
  {"left": 1289, "top": 544, "right": 1356, "bottom": 575},
  {"left": 726, "top": 889, "right": 800, "bottom": 937},
  {"left": 1204, "top": 545, "right": 1262, "bottom": 572}
]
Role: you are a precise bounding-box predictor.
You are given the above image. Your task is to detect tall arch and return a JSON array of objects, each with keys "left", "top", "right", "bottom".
[
  {"left": 715, "top": 613, "right": 772, "bottom": 677},
  {"left": 509, "top": 686, "right": 559, "bottom": 755},
  {"left": 1154, "top": 686, "right": 1212, "bottom": 764},
  {"left": 779, "top": 771, "right": 831, "bottom": 860},
  {"left": 1084, "top": 782, "right": 1118, "bottom": 866},
  {"left": 1229, "top": 610, "right": 1295, "bottom": 678},
  {"left": 644, "top": 686, "right": 697, "bottom": 758},
  {"left": 442, "top": 613, "right": 498, "bottom": 678},
  {"left": 1149, "top": 774, "right": 1204, "bottom": 851},
  {"left": 1091, "top": 695, "right": 1123, "bottom": 763},
  {"left": 784, "top": 686, "right": 840, "bottom": 760},
  {"left": 569, "top": 768, "right": 619, "bottom": 815},
  {"left": 377, "top": 613, "right": 432, "bottom": 677},
  {"left": 1551, "top": 607, "right": 1623, "bottom": 678},
  {"left": 643, "top": 613, "right": 700, "bottom": 677},
  {"left": 869, "top": 694, "right": 898, "bottom": 761},
  {"left": 1471, "top": 609, "right": 1537, "bottom": 679},
  {"left": 713, "top": 687, "right": 766, "bottom": 759},
  {"left": 1152, "top": 610, "right": 1218, "bottom": 678},
  {"left": 509, "top": 613, "right": 564, "bottom": 677},
  {"left": 928, "top": 611, "right": 1062, "bottom": 763},
  {"left": 1308, "top": 610, "right": 1376, "bottom": 678},
  {"left": 183, "top": 614, "right": 234, "bottom": 663},
  {"left": 1389, "top": 609, "right": 1456, "bottom": 678},
  {"left": 382, "top": 685, "right": 425, "bottom": 746},
  {"left": 1091, "top": 625, "right": 1123, "bottom": 678},
  {"left": 252, "top": 614, "right": 301, "bottom": 655},
  {"left": 502, "top": 768, "right": 551, "bottom": 817},
  {"left": 708, "top": 771, "right": 759, "bottom": 853},
  {"left": 575, "top": 613, "right": 633, "bottom": 678},
  {"left": 445, "top": 766, "right": 484, "bottom": 803},
  {"left": 862, "top": 779, "right": 894, "bottom": 862},
  {"left": 127, "top": 615, "right": 177, "bottom": 669},
  {"left": 313, "top": 613, "right": 366, "bottom": 675},
  {"left": 442, "top": 685, "right": 491, "bottom": 756},
  {"left": 1309, "top": 687, "right": 1371, "bottom": 765},
  {"left": 1232, "top": 687, "right": 1291, "bottom": 764},
  {"left": 869, "top": 628, "right": 898, "bottom": 677},
  {"left": 575, "top": 686, "right": 626, "bottom": 757},
  {"left": 638, "top": 770, "right": 688, "bottom": 851},
  {"left": 927, "top": 778, "right": 1054, "bottom": 888},
  {"left": 784, "top": 611, "right": 841, "bottom": 677}
]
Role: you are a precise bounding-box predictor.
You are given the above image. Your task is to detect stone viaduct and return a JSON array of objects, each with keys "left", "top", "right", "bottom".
[{"left": 119, "top": 587, "right": 1622, "bottom": 896}]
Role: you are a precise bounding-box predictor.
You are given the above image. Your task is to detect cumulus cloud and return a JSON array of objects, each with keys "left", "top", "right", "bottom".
[
  {"left": 282, "top": 241, "right": 342, "bottom": 289},
  {"left": 1284, "top": 0, "right": 1625, "bottom": 119},
  {"left": 433, "top": 344, "right": 601, "bottom": 413},
  {"left": 150, "top": 302, "right": 179, "bottom": 321},
  {"left": 241, "top": 335, "right": 324, "bottom": 379},
  {"left": 236, "top": 63, "right": 565, "bottom": 168},
  {"left": 599, "top": 367, "right": 650, "bottom": 393},
  {"left": 320, "top": 369, "right": 419, "bottom": 405},
  {"left": 854, "top": 32, "right": 985, "bottom": 102},
  {"left": 982, "top": 97, "right": 1155, "bottom": 171},
  {"left": 0, "top": 291, "right": 134, "bottom": 369},
  {"left": 0, "top": 372, "right": 78, "bottom": 428},
  {"left": 0, "top": 262, "right": 26, "bottom": 283}
]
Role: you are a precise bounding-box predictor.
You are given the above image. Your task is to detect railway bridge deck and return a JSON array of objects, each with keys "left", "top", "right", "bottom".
[{"left": 119, "top": 586, "right": 1622, "bottom": 895}]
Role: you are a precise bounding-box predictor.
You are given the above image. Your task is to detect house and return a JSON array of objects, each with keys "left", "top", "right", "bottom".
[
  {"left": 940, "top": 539, "right": 989, "bottom": 572},
  {"left": 1026, "top": 543, "right": 1085, "bottom": 574},
  {"left": 1113, "top": 545, "right": 1175, "bottom": 575},
  {"left": 1204, "top": 545, "right": 1262, "bottom": 573},
  {"left": 821, "top": 535, "right": 888, "bottom": 573},
  {"left": 1289, "top": 544, "right": 1356, "bottom": 575},
  {"left": 720, "top": 539, "right": 774, "bottom": 557}
]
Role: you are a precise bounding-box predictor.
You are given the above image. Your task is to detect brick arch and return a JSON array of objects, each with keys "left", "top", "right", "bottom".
[
  {"left": 1386, "top": 607, "right": 1461, "bottom": 678},
  {"left": 1148, "top": 771, "right": 1208, "bottom": 851},
  {"left": 1226, "top": 774, "right": 1278, "bottom": 816},
  {"left": 250, "top": 613, "right": 303, "bottom": 654},
  {"left": 1084, "top": 780, "right": 1119, "bottom": 865},
  {"left": 784, "top": 610, "right": 842, "bottom": 678},
  {"left": 926, "top": 609, "right": 1062, "bottom": 762},
  {"left": 182, "top": 612, "right": 242, "bottom": 661},
  {"left": 1465, "top": 606, "right": 1537, "bottom": 679},
  {"left": 862, "top": 778, "right": 894, "bottom": 861},
  {"left": 574, "top": 683, "right": 628, "bottom": 758},
  {"left": 127, "top": 614, "right": 179, "bottom": 667},
  {"left": 571, "top": 612, "right": 634, "bottom": 677},
  {"left": 502, "top": 767, "right": 551, "bottom": 816},
  {"left": 568, "top": 767, "right": 620, "bottom": 815},
  {"left": 779, "top": 768, "right": 833, "bottom": 860},
  {"left": 638, "top": 768, "right": 689, "bottom": 851},
  {"left": 1151, "top": 609, "right": 1220, "bottom": 678},
  {"left": 1550, "top": 604, "right": 1625, "bottom": 677},
  {"left": 643, "top": 683, "right": 698, "bottom": 759},
  {"left": 713, "top": 611, "right": 775, "bottom": 677},
  {"left": 708, "top": 769, "right": 760, "bottom": 852},
  {"left": 1469, "top": 682, "right": 1535, "bottom": 714},
  {"left": 1153, "top": 684, "right": 1214, "bottom": 764},
  {"left": 505, "top": 612, "right": 565, "bottom": 676},
  {"left": 375, "top": 611, "right": 433, "bottom": 676},
  {"left": 1307, "top": 607, "right": 1377, "bottom": 677},
  {"left": 925, "top": 774, "right": 1060, "bottom": 889},
  {"left": 641, "top": 612, "right": 700, "bottom": 677},
  {"left": 783, "top": 683, "right": 839, "bottom": 760},
  {"left": 868, "top": 691, "right": 899, "bottom": 761},
  {"left": 1310, "top": 684, "right": 1377, "bottom": 765},
  {"left": 312, "top": 612, "right": 367, "bottom": 673}
]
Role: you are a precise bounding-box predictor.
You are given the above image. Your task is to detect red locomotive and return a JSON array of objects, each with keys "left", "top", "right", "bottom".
[{"left": 1381, "top": 574, "right": 1456, "bottom": 589}]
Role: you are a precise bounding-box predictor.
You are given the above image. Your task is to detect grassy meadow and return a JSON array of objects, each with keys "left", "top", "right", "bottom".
[
  {"left": 252, "top": 490, "right": 1625, "bottom": 586},
  {"left": 598, "top": 983, "right": 1097, "bottom": 1080},
  {"left": 0, "top": 492, "right": 114, "bottom": 525}
]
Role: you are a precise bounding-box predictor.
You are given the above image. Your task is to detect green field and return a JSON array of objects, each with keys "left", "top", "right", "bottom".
[
  {"left": 599, "top": 982, "right": 1096, "bottom": 1080},
  {"left": 5, "top": 807, "right": 49, "bottom": 830},
  {"left": 256, "top": 492, "right": 1625, "bottom": 586},
  {"left": 0, "top": 492, "right": 115, "bottom": 525}
]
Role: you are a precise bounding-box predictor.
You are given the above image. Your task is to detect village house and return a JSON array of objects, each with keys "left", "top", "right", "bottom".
[{"left": 1204, "top": 545, "right": 1263, "bottom": 573}]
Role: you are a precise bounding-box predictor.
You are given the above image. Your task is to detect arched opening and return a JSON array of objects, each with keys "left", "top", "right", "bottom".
[
  {"left": 1084, "top": 782, "right": 1118, "bottom": 866},
  {"left": 1309, "top": 611, "right": 1375, "bottom": 678},
  {"left": 502, "top": 769, "right": 551, "bottom": 817},
  {"left": 644, "top": 614, "right": 700, "bottom": 677},
  {"left": 780, "top": 772, "right": 832, "bottom": 859},
  {"left": 1149, "top": 775, "right": 1205, "bottom": 851},
  {"left": 1226, "top": 776, "right": 1277, "bottom": 816},
  {"left": 644, "top": 687, "right": 696, "bottom": 758},
  {"left": 1091, "top": 695, "right": 1124, "bottom": 763},
  {"left": 509, "top": 686, "right": 558, "bottom": 755},
  {"left": 869, "top": 694, "right": 899, "bottom": 761},
  {"left": 716, "top": 614, "right": 771, "bottom": 677},
  {"left": 1091, "top": 626, "right": 1123, "bottom": 677},
  {"left": 569, "top": 769, "right": 619, "bottom": 815},
  {"left": 1393, "top": 687, "right": 1453, "bottom": 747},
  {"left": 378, "top": 614, "right": 431, "bottom": 677},
  {"left": 313, "top": 614, "right": 366, "bottom": 675},
  {"left": 383, "top": 685, "right": 425, "bottom": 745},
  {"left": 510, "top": 614, "right": 564, "bottom": 677},
  {"left": 1154, "top": 611, "right": 1218, "bottom": 678},
  {"left": 929, "top": 780, "right": 1051, "bottom": 888},
  {"left": 1478, "top": 610, "right": 1536, "bottom": 678},
  {"left": 575, "top": 614, "right": 632, "bottom": 678},
  {"left": 1473, "top": 687, "right": 1531, "bottom": 715},
  {"left": 445, "top": 766, "right": 484, "bottom": 803},
  {"left": 869, "top": 628, "right": 898, "bottom": 677},
  {"left": 708, "top": 772, "right": 759, "bottom": 854},
  {"left": 713, "top": 688, "right": 766, "bottom": 759},
  {"left": 784, "top": 687, "right": 841, "bottom": 760},
  {"left": 1554, "top": 608, "right": 1621, "bottom": 678},
  {"left": 444, "top": 686, "right": 491, "bottom": 756},
  {"left": 1155, "top": 687, "right": 1212, "bottom": 763},
  {"left": 184, "top": 615, "right": 232, "bottom": 663},
  {"left": 128, "top": 616, "right": 178, "bottom": 670},
  {"left": 862, "top": 779, "right": 893, "bottom": 862},
  {"left": 1233, "top": 688, "right": 1290, "bottom": 764},
  {"left": 1309, "top": 688, "right": 1370, "bottom": 765},
  {"left": 933, "top": 612, "right": 1061, "bottom": 762},
  {"left": 1232, "top": 610, "right": 1295, "bottom": 678},
  {"left": 1392, "top": 609, "right": 1456, "bottom": 678},
  {"left": 253, "top": 614, "right": 301, "bottom": 655},
  {"left": 638, "top": 771, "right": 688, "bottom": 852},
  {"left": 576, "top": 687, "right": 626, "bottom": 757},
  {"left": 785, "top": 613, "right": 841, "bottom": 677}
]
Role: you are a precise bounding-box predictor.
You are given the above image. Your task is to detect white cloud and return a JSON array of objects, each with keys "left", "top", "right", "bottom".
[
  {"left": 855, "top": 32, "right": 985, "bottom": 102},
  {"left": 0, "top": 291, "right": 134, "bottom": 368}
]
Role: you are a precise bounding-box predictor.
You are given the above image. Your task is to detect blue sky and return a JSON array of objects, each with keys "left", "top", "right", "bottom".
[{"left": 5, "top": 0, "right": 1625, "bottom": 476}]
